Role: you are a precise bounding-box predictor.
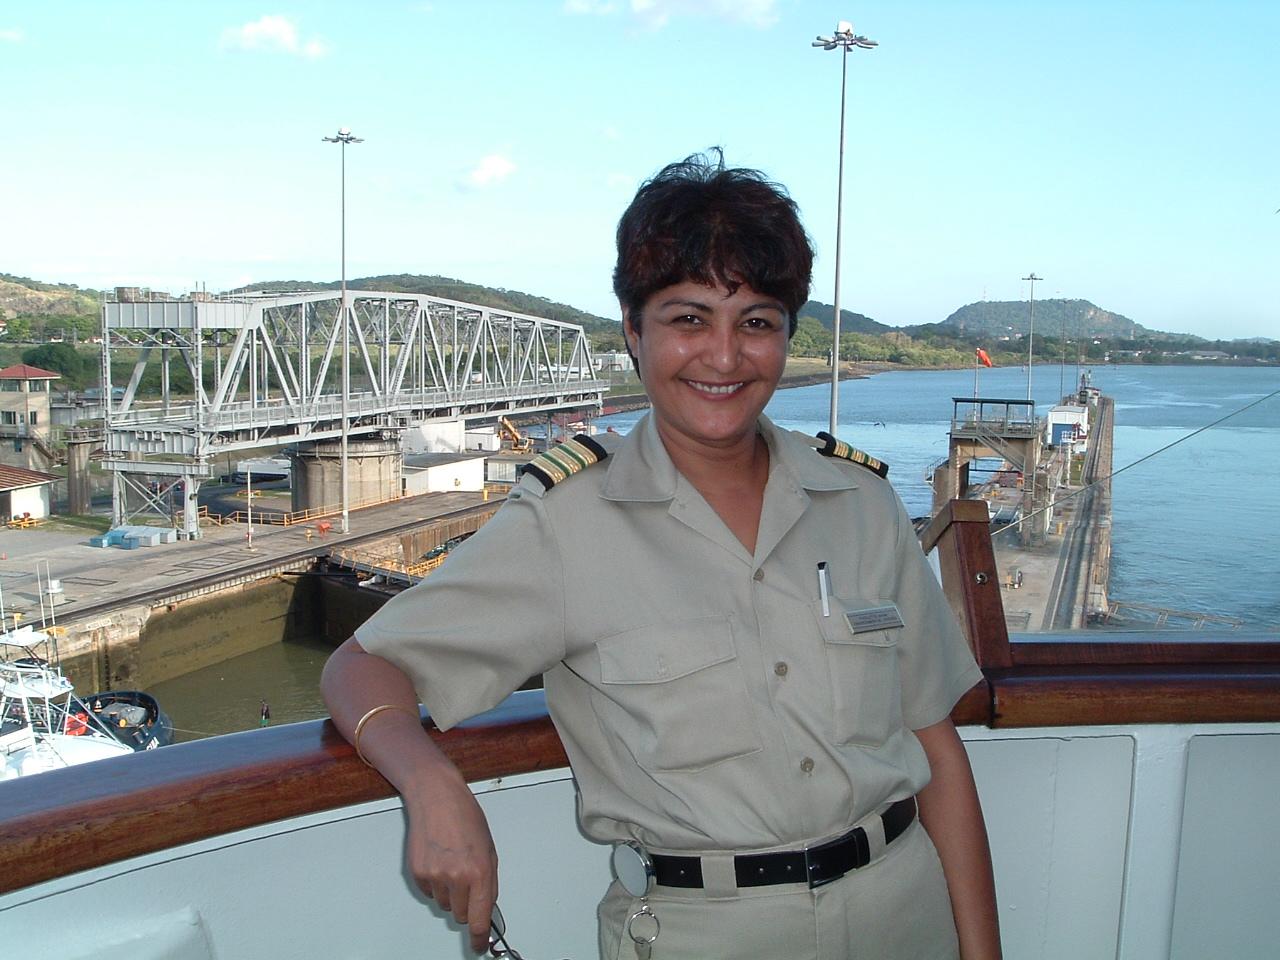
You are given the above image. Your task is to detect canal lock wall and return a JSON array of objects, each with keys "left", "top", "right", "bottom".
[
  {"left": 52, "top": 504, "right": 498, "bottom": 708},
  {"left": 56, "top": 564, "right": 354, "bottom": 694}
]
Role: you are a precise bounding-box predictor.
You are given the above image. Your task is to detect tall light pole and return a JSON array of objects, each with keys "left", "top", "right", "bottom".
[
  {"left": 1058, "top": 289, "right": 1067, "bottom": 400},
  {"left": 813, "top": 20, "right": 877, "bottom": 435},
  {"left": 323, "top": 127, "right": 362, "bottom": 534},
  {"left": 1022, "top": 272, "right": 1041, "bottom": 404}
]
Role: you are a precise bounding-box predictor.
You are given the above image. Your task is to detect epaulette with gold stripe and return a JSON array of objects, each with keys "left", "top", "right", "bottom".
[
  {"left": 813, "top": 431, "right": 889, "bottom": 478},
  {"left": 519, "top": 434, "right": 610, "bottom": 492}
]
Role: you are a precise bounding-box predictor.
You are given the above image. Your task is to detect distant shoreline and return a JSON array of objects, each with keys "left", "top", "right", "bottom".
[
  {"left": 526, "top": 356, "right": 1276, "bottom": 421},
  {"left": 602, "top": 365, "right": 877, "bottom": 414}
]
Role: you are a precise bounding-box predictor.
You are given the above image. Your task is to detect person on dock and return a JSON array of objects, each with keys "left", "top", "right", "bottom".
[{"left": 321, "top": 151, "right": 1000, "bottom": 959}]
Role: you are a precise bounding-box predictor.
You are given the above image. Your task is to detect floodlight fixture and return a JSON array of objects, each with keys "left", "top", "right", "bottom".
[{"left": 324, "top": 128, "right": 364, "bottom": 146}]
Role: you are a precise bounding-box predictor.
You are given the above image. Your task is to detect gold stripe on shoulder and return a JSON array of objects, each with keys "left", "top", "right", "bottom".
[
  {"left": 812, "top": 431, "right": 889, "bottom": 478},
  {"left": 520, "top": 433, "right": 610, "bottom": 492}
]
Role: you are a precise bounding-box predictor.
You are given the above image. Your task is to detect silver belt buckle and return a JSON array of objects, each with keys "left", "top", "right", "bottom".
[{"left": 611, "top": 840, "right": 656, "bottom": 898}]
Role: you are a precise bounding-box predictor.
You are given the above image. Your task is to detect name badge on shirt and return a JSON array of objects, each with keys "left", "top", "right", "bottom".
[{"left": 844, "top": 604, "right": 905, "bottom": 634}]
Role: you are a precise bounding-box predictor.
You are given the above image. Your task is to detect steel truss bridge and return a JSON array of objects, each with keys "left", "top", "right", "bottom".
[{"left": 102, "top": 290, "right": 607, "bottom": 536}]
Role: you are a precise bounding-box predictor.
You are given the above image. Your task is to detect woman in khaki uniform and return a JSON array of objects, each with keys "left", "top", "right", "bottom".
[{"left": 321, "top": 153, "right": 1000, "bottom": 959}]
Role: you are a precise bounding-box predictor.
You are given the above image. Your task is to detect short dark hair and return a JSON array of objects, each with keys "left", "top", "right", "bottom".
[{"left": 612, "top": 150, "right": 813, "bottom": 337}]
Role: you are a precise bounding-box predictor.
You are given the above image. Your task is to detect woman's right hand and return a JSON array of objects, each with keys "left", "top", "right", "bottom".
[{"left": 404, "top": 773, "right": 500, "bottom": 955}]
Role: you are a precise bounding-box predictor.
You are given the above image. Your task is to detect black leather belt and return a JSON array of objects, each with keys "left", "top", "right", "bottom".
[{"left": 650, "top": 797, "right": 917, "bottom": 890}]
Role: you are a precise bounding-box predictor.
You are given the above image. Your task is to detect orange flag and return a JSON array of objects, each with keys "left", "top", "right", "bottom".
[{"left": 976, "top": 348, "right": 993, "bottom": 368}]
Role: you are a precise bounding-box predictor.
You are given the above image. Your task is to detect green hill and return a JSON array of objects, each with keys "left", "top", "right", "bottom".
[
  {"left": 798, "top": 300, "right": 889, "bottom": 335},
  {"left": 0, "top": 273, "right": 101, "bottom": 319},
  {"left": 936, "top": 299, "right": 1154, "bottom": 340},
  {"left": 240, "top": 274, "right": 619, "bottom": 334}
]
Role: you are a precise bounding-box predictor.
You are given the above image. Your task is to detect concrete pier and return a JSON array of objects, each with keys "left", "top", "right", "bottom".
[
  {"left": 987, "top": 395, "right": 1114, "bottom": 632},
  {"left": 64, "top": 438, "right": 96, "bottom": 515},
  {"left": 932, "top": 385, "right": 1115, "bottom": 634}
]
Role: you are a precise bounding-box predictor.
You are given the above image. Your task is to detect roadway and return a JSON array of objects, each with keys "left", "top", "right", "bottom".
[{"left": 0, "top": 490, "right": 495, "bottom": 628}]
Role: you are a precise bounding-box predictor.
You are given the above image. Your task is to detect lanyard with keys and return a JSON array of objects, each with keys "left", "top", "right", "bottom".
[
  {"left": 611, "top": 841, "right": 662, "bottom": 960},
  {"left": 487, "top": 903, "right": 570, "bottom": 960}
]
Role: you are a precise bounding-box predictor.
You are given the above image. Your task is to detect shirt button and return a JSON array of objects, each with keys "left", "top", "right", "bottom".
[
  {"left": 752, "top": 569, "right": 765, "bottom": 582},
  {"left": 773, "top": 661, "right": 789, "bottom": 677},
  {"left": 799, "top": 757, "right": 815, "bottom": 774}
]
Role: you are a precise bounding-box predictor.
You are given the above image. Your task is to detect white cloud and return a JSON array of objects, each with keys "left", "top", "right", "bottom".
[
  {"left": 220, "top": 15, "right": 329, "bottom": 59},
  {"left": 0, "top": 27, "right": 24, "bottom": 43},
  {"left": 564, "top": 0, "right": 778, "bottom": 29},
  {"left": 564, "top": 0, "right": 619, "bottom": 13},
  {"left": 607, "top": 173, "right": 634, "bottom": 189},
  {"left": 459, "top": 153, "right": 517, "bottom": 190},
  {"left": 630, "top": 0, "right": 778, "bottom": 30}
]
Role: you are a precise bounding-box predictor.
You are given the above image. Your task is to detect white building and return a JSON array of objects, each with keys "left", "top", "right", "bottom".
[{"left": 0, "top": 464, "right": 59, "bottom": 522}]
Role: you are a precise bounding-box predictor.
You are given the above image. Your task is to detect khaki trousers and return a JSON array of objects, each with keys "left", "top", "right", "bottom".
[{"left": 597, "top": 821, "right": 959, "bottom": 960}]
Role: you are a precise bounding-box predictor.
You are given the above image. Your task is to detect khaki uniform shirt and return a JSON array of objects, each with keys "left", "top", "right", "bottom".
[{"left": 356, "top": 414, "right": 982, "bottom": 852}]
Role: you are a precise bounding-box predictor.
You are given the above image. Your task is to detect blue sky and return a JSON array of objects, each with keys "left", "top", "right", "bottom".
[{"left": 1, "top": 1, "right": 1276, "bottom": 339}]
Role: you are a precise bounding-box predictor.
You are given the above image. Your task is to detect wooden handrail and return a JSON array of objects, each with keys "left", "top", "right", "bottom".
[
  {"left": 922, "top": 499, "right": 1013, "bottom": 668},
  {"left": 989, "top": 663, "right": 1280, "bottom": 727},
  {"left": 0, "top": 694, "right": 568, "bottom": 896}
]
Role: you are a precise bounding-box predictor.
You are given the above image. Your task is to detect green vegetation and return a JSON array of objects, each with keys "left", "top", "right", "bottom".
[
  {"left": 935, "top": 298, "right": 1148, "bottom": 340},
  {"left": 22, "top": 342, "right": 89, "bottom": 379},
  {"left": 796, "top": 301, "right": 888, "bottom": 335},
  {"left": 1, "top": 273, "right": 1274, "bottom": 380},
  {"left": 4, "top": 317, "right": 32, "bottom": 341},
  {"left": 43, "top": 514, "right": 113, "bottom": 534},
  {"left": 0, "top": 274, "right": 100, "bottom": 343},
  {"left": 19, "top": 343, "right": 99, "bottom": 390},
  {"left": 788, "top": 317, "right": 976, "bottom": 368},
  {"left": 240, "top": 273, "right": 618, "bottom": 334}
]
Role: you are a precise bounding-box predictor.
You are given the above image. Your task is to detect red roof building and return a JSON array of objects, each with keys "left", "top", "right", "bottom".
[
  {"left": 0, "top": 463, "right": 58, "bottom": 523},
  {"left": 0, "top": 464, "right": 59, "bottom": 491},
  {"left": 0, "top": 364, "right": 61, "bottom": 380}
]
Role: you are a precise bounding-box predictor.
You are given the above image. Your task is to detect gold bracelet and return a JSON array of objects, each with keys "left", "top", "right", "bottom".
[{"left": 352, "top": 704, "right": 418, "bottom": 767}]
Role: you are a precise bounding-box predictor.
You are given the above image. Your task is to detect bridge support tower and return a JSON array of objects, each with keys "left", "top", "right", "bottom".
[{"left": 288, "top": 438, "right": 402, "bottom": 516}]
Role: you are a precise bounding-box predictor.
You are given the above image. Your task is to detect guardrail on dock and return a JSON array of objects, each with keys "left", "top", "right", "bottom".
[{"left": 325, "top": 506, "right": 501, "bottom": 585}]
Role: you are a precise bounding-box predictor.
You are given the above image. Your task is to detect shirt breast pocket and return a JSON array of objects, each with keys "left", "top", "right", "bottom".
[
  {"left": 818, "top": 599, "right": 904, "bottom": 748},
  {"left": 596, "top": 617, "right": 762, "bottom": 773}
]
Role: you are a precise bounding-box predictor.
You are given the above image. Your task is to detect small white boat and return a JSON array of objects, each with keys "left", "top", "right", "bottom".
[{"left": 0, "top": 624, "right": 134, "bottom": 781}]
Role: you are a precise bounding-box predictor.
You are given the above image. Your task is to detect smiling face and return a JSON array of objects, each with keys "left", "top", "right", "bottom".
[{"left": 624, "top": 279, "right": 789, "bottom": 459}]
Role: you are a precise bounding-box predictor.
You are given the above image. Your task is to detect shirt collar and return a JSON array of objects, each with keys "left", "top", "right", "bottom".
[
  {"left": 599, "top": 413, "right": 858, "bottom": 502},
  {"left": 599, "top": 412, "right": 679, "bottom": 502}
]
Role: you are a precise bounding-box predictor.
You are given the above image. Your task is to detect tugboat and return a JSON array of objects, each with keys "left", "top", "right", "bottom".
[{"left": 83, "top": 689, "right": 174, "bottom": 752}]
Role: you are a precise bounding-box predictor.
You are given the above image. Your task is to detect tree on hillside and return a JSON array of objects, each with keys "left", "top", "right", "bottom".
[
  {"left": 23, "top": 342, "right": 86, "bottom": 380},
  {"left": 4, "top": 318, "right": 32, "bottom": 341},
  {"left": 789, "top": 316, "right": 831, "bottom": 358}
]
